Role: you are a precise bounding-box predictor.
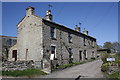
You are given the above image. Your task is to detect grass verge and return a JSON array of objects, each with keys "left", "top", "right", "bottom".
[
  {"left": 2, "top": 69, "right": 47, "bottom": 77},
  {"left": 107, "top": 72, "right": 119, "bottom": 78},
  {"left": 54, "top": 58, "right": 95, "bottom": 70}
]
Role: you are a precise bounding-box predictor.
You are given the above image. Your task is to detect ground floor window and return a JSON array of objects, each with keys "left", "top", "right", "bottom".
[
  {"left": 84, "top": 50, "right": 87, "bottom": 60},
  {"left": 51, "top": 46, "right": 56, "bottom": 59}
]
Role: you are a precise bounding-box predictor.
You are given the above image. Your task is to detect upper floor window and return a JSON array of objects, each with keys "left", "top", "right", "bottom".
[
  {"left": 83, "top": 37, "right": 86, "bottom": 46},
  {"left": 7, "top": 39, "right": 12, "bottom": 46},
  {"left": 92, "top": 40, "right": 95, "bottom": 47},
  {"left": 50, "top": 27, "right": 56, "bottom": 39},
  {"left": 60, "top": 32, "right": 62, "bottom": 39},
  {"left": 68, "top": 48, "right": 72, "bottom": 54},
  {"left": 68, "top": 32, "right": 72, "bottom": 43}
]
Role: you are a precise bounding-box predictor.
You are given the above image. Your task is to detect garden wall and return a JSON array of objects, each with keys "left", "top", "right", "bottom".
[{"left": 2, "top": 60, "right": 36, "bottom": 71}]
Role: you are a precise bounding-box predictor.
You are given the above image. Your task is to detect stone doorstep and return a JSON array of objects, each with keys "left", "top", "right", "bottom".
[{"left": 41, "top": 68, "right": 51, "bottom": 74}]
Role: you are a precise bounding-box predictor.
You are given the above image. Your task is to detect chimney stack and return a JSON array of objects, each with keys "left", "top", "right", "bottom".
[
  {"left": 75, "top": 25, "right": 80, "bottom": 32},
  {"left": 83, "top": 28, "right": 88, "bottom": 35},
  {"left": 26, "top": 6, "right": 35, "bottom": 16},
  {"left": 45, "top": 10, "right": 53, "bottom": 21}
]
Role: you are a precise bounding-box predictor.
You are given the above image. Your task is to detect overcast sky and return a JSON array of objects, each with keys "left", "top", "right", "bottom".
[{"left": 2, "top": 2, "right": 118, "bottom": 46}]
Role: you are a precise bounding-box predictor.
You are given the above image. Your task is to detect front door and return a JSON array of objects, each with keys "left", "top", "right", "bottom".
[
  {"left": 79, "top": 51, "right": 82, "bottom": 61},
  {"left": 12, "top": 50, "right": 17, "bottom": 61}
]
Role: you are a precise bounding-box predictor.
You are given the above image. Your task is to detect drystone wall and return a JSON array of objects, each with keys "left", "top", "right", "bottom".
[{"left": 2, "top": 60, "right": 35, "bottom": 71}]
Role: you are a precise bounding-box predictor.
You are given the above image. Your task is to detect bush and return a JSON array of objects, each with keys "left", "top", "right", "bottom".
[
  {"left": 101, "top": 63, "right": 109, "bottom": 72},
  {"left": 116, "top": 60, "right": 120, "bottom": 67},
  {"left": 2, "top": 69, "right": 47, "bottom": 77},
  {"left": 91, "top": 57, "right": 96, "bottom": 60},
  {"left": 54, "top": 62, "right": 84, "bottom": 69},
  {"left": 107, "top": 72, "right": 119, "bottom": 78},
  {"left": 72, "top": 62, "right": 83, "bottom": 65},
  {"left": 54, "top": 59, "right": 95, "bottom": 70},
  {"left": 101, "top": 53, "right": 109, "bottom": 63}
]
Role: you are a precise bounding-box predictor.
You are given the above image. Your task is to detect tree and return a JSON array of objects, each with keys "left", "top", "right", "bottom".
[
  {"left": 112, "top": 42, "right": 120, "bottom": 53},
  {"left": 103, "top": 42, "right": 112, "bottom": 52}
]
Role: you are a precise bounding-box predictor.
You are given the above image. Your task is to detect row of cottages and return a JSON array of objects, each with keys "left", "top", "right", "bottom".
[{"left": 8, "top": 6, "right": 97, "bottom": 73}]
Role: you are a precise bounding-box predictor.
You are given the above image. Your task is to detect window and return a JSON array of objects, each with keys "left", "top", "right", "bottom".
[
  {"left": 83, "top": 37, "right": 86, "bottom": 46},
  {"left": 92, "top": 40, "right": 94, "bottom": 47},
  {"left": 51, "top": 46, "right": 56, "bottom": 59},
  {"left": 68, "top": 32, "right": 72, "bottom": 43},
  {"left": 79, "top": 51, "right": 82, "bottom": 61},
  {"left": 13, "top": 39, "right": 17, "bottom": 44},
  {"left": 7, "top": 39, "right": 12, "bottom": 46},
  {"left": 92, "top": 51, "right": 94, "bottom": 57},
  {"left": 50, "top": 27, "right": 56, "bottom": 39},
  {"left": 68, "top": 48, "right": 73, "bottom": 63},
  {"left": 88, "top": 40, "right": 91, "bottom": 45},
  {"left": 68, "top": 48, "right": 73, "bottom": 58},
  {"left": 84, "top": 50, "right": 87, "bottom": 59}
]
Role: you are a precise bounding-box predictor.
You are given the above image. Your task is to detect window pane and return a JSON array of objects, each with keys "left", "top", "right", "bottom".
[
  {"left": 7, "top": 39, "right": 12, "bottom": 46},
  {"left": 68, "top": 33, "right": 72, "bottom": 42},
  {"left": 51, "top": 27, "right": 55, "bottom": 38},
  {"left": 51, "top": 46, "right": 55, "bottom": 54}
]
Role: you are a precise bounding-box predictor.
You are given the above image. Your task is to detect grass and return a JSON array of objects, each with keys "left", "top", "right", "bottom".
[
  {"left": 107, "top": 72, "right": 120, "bottom": 80},
  {"left": 2, "top": 69, "right": 47, "bottom": 77},
  {"left": 54, "top": 59, "right": 94, "bottom": 70}
]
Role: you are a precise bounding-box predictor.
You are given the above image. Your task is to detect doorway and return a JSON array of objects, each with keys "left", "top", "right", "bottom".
[
  {"left": 79, "top": 50, "right": 82, "bottom": 61},
  {"left": 12, "top": 50, "right": 17, "bottom": 61}
]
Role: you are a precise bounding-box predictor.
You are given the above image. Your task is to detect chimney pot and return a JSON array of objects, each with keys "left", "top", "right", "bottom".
[
  {"left": 75, "top": 25, "right": 80, "bottom": 32},
  {"left": 45, "top": 10, "right": 53, "bottom": 21},
  {"left": 83, "top": 28, "right": 88, "bottom": 35},
  {"left": 26, "top": 6, "right": 35, "bottom": 16}
]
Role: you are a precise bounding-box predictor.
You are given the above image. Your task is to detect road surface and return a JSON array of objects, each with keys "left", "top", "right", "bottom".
[{"left": 41, "top": 59, "right": 104, "bottom": 78}]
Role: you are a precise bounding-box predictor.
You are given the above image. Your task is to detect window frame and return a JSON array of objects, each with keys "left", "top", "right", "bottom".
[
  {"left": 51, "top": 46, "right": 57, "bottom": 59},
  {"left": 68, "top": 32, "right": 72, "bottom": 43},
  {"left": 50, "top": 27, "right": 56, "bottom": 39}
]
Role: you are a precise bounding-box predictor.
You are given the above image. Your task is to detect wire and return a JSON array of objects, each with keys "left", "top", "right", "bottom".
[{"left": 94, "top": 3, "right": 115, "bottom": 28}]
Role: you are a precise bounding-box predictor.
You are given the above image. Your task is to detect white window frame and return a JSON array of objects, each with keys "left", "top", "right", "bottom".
[{"left": 51, "top": 45, "right": 57, "bottom": 59}]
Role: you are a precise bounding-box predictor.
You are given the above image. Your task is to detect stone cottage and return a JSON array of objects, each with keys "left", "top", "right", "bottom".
[{"left": 8, "top": 6, "right": 97, "bottom": 73}]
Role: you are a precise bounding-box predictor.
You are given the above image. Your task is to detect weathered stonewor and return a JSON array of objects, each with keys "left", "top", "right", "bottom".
[{"left": 2, "top": 60, "right": 34, "bottom": 71}]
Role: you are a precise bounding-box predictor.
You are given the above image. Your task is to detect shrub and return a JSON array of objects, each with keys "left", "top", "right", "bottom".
[
  {"left": 107, "top": 72, "right": 119, "bottom": 78},
  {"left": 91, "top": 57, "right": 96, "bottom": 60},
  {"left": 114, "top": 59, "right": 120, "bottom": 67},
  {"left": 101, "top": 62, "right": 109, "bottom": 72},
  {"left": 101, "top": 53, "right": 109, "bottom": 63}
]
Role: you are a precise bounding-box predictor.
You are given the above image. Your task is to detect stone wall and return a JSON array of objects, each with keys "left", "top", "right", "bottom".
[
  {"left": 2, "top": 60, "right": 35, "bottom": 71},
  {"left": 17, "top": 11, "right": 43, "bottom": 61}
]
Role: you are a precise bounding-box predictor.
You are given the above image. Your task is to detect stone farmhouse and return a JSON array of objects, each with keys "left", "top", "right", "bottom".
[{"left": 8, "top": 6, "right": 97, "bottom": 73}]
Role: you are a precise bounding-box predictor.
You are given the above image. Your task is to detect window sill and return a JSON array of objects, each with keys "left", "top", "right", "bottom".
[
  {"left": 51, "top": 37, "right": 57, "bottom": 40},
  {"left": 69, "top": 41, "right": 72, "bottom": 43},
  {"left": 54, "top": 58, "right": 58, "bottom": 60}
]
